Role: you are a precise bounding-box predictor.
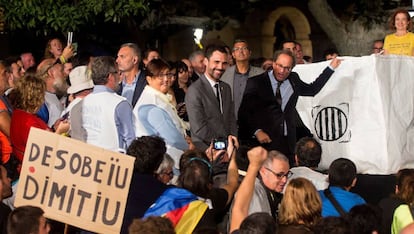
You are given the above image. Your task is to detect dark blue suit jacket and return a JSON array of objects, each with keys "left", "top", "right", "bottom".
[
  {"left": 117, "top": 70, "right": 147, "bottom": 107},
  {"left": 238, "top": 68, "right": 334, "bottom": 154}
]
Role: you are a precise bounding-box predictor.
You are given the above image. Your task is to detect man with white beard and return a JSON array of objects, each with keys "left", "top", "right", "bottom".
[{"left": 37, "top": 58, "right": 67, "bottom": 127}]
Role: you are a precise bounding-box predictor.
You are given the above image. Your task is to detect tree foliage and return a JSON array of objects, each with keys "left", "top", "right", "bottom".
[
  {"left": 0, "top": 0, "right": 149, "bottom": 34},
  {"left": 1, "top": 0, "right": 405, "bottom": 34},
  {"left": 0, "top": 0, "right": 409, "bottom": 55}
]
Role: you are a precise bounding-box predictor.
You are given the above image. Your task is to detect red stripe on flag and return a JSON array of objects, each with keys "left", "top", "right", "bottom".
[{"left": 164, "top": 203, "right": 189, "bottom": 226}]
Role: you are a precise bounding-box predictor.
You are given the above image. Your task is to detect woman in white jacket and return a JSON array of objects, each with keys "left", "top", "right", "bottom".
[{"left": 134, "top": 59, "right": 193, "bottom": 171}]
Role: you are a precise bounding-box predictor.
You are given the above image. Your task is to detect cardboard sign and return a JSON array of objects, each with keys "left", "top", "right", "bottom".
[{"left": 15, "top": 128, "right": 135, "bottom": 234}]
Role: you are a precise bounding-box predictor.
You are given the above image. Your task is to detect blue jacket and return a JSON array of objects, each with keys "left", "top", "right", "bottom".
[{"left": 319, "top": 186, "right": 366, "bottom": 217}]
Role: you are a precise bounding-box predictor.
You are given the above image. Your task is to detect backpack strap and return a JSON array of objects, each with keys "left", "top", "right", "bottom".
[
  {"left": 409, "top": 204, "right": 414, "bottom": 220},
  {"left": 324, "top": 188, "right": 347, "bottom": 217}
]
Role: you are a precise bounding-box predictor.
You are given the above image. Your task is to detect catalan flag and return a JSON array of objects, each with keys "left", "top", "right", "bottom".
[{"left": 144, "top": 187, "right": 208, "bottom": 233}]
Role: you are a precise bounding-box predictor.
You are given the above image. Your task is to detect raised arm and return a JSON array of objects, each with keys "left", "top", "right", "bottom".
[
  {"left": 229, "top": 146, "right": 267, "bottom": 232},
  {"left": 220, "top": 135, "right": 240, "bottom": 205}
]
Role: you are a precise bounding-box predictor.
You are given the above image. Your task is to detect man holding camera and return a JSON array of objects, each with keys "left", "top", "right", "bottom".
[{"left": 186, "top": 45, "right": 237, "bottom": 151}]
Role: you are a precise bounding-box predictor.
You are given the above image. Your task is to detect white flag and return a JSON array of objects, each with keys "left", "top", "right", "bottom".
[{"left": 294, "top": 55, "right": 414, "bottom": 174}]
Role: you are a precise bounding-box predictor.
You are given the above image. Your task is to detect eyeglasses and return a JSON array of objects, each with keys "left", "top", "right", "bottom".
[
  {"left": 154, "top": 73, "right": 175, "bottom": 80},
  {"left": 233, "top": 47, "right": 249, "bottom": 52},
  {"left": 264, "top": 167, "right": 293, "bottom": 179},
  {"left": 275, "top": 63, "right": 292, "bottom": 72},
  {"left": 373, "top": 47, "right": 383, "bottom": 51}
]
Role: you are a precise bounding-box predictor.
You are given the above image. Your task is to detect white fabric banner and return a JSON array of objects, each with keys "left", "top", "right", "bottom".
[{"left": 294, "top": 54, "right": 414, "bottom": 174}]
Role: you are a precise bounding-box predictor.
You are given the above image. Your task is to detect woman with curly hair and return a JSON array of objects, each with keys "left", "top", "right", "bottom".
[
  {"left": 9, "top": 74, "right": 69, "bottom": 164},
  {"left": 278, "top": 177, "right": 322, "bottom": 234}
]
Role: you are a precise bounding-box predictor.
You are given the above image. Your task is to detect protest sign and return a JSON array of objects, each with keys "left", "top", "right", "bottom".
[{"left": 15, "top": 128, "right": 135, "bottom": 234}]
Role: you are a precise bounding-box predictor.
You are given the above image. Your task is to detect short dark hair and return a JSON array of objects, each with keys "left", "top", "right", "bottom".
[
  {"left": 128, "top": 216, "right": 174, "bottom": 234},
  {"left": 281, "top": 40, "right": 296, "bottom": 49},
  {"left": 127, "top": 136, "right": 166, "bottom": 174},
  {"left": 145, "top": 58, "right": 171, "bottom": 77},
  {"left": 239, "top": 212, "right": 277, "bottom": 234},
  {"left": 178, "top": 150, "right": 212, "bottom": 197},
  {"left": 295, "top": 137, "right": 322, "bottom": 167},
  {"left": 204, "top": 45, "right": 227, "bottom": 60},
  {"left": 323, "top": 48, "right": 339, "bottom": 58},
  {"left": 347, "top": 204, "right": 381, "bottom": 234},
  {"left": 328, "top": 158, "right": 357, "bottom": 188},
  {"left": 0, "top": 60, "right": 11, "bottom": 73},
  {"left": 8, "top": 205, "right": 44, "bottom": 234},
  {"left": 373, "top": 39, "right": 384, "bottom": 44},
  {"left": 272, "top": 50, "right": 296, "bottom": 68},
  {"left": 189, "top": 50, "right": 204, "bottom": 62},
  {"left": 143, "top": 48, "right": 159, "bottom": 60},
  {"left": 5, "top": 56, "right": 20, "bottom": 71},
  {"left": 313, "top": 217, "right": 352, "bottom": 234},
  {"left": 233, "top": 39, "right": 249, "bottom": 48},
  {"left": 90, "top": 56, "right": 117, "bottom": 85}
]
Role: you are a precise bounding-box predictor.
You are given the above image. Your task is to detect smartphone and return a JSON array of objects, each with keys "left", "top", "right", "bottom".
[
  {"left": 72, "top": 42, "right": 78, "bottom": 55},
  {"left": 213, "top": 138, "right": 227, "bottom": 150},
  {"left": 67, "top": 32, "right": 78, "bottom": 55}
]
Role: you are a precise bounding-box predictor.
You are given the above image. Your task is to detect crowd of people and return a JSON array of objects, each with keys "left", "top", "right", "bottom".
[{"left": 0, "top": 7, "right": 413, "bottom": 234}]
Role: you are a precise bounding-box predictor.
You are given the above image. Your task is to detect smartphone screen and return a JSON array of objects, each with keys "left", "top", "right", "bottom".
[{"left": 72, "top": 42, "right": 78, "bottom": 55}]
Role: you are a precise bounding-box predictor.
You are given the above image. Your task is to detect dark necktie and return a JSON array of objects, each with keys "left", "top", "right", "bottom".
[
  {"left": 275, "top": 81, "right": 283, "bottom": 105},
  {"left": 214, "top": 83, "right": 222, "bottom": 113}
]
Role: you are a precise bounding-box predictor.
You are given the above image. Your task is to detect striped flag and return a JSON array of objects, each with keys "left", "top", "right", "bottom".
[
  {"left": 144, "top": 187, "right": 208, "bottom": 233},
  {"left": 294, "top": 55, "right": 414, "bottom": 174}
]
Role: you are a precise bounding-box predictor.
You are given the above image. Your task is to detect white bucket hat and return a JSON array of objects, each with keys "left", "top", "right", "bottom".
[{"left": 67, "top": 66, "right": 94, "bottom": 94}]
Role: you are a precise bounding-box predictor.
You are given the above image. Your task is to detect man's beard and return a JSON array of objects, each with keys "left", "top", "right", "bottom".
[{"left": 54, "top": 79, "right": 69, "bottom": 98}]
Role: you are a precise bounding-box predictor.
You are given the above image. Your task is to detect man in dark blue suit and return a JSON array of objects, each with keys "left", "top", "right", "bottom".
[
  {"left": 116, "top": 43, "right": 147, "bottom": 107},
  {"left": 238, "top": 50, "right": 341, "bottom": 165}
]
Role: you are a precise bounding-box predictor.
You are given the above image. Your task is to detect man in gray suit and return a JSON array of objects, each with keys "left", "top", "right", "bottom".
[
  {"left": 221, "top": 39, "right": 264, "bottom": 116},
  {"left": 185, "top": 45, "right": 237, "bottom": 151}
]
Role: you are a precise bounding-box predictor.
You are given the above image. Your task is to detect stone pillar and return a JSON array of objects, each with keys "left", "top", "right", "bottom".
[{"left": 261, "top": 35, "right": 276, "bottom": 59}]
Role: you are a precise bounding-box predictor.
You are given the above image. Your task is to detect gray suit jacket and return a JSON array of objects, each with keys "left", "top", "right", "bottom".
[
  {"left": 221, "top": 65, "right": 264, "bottom": 114},
  {"left": 185, "top": 74, "right": 237, "bottom": 150}
]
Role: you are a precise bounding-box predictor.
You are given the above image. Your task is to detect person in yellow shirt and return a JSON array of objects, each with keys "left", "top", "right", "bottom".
[
  {"left": 383, "top": 9, "right": 414, "bottom": 56},
  {"left": 391, "top": 171, "right": 414, "bottom": 234}
]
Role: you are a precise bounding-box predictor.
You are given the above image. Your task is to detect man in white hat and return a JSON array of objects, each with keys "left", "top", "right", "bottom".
[{"left": 61, "top": 65, "right": 94, "bottom": 139}]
